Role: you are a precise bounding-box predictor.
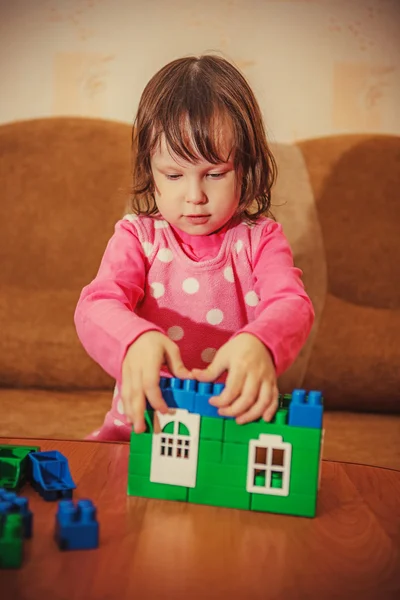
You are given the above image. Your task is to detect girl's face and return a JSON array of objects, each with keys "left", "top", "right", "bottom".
[{"left": 150, "top": 125, "right": 241, "bottom": 235}]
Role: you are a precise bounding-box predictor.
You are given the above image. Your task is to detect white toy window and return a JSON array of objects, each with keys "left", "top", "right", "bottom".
[
  {"left": 150, "top": 409, "right": 200, "bottom": 488},
  {"left": 247, "top": 434, "right": 292, "bottom": 496}
]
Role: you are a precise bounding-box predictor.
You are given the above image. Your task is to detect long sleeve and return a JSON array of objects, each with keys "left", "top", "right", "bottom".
[
  {"left": 74, "top": 220, "right": 164, "bottom": 380},
  {"left": 239, "top": 221, "right": 315, "bottom": 376}
]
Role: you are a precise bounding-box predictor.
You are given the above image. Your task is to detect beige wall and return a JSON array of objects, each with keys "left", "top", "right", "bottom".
[{"left": 0, "top": 0, "right": 399, "bottom": 143}]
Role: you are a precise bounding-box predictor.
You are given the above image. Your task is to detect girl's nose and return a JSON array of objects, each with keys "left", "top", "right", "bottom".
[{"left": 185, "top": 181, "right": 207, "bottom": 204}]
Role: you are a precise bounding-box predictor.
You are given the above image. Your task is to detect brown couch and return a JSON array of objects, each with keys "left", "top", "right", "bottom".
[{"left": 1, "top": 117, "right": 399, "bottom": 434}]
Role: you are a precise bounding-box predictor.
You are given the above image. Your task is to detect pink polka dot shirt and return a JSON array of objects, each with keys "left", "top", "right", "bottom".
[{"left": 75, "top": 214, "right": 314, "bottom": 441}]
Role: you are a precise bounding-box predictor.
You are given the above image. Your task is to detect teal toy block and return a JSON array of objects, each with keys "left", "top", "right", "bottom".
[
  {"left": 0, "top": 444, "right": 40, "bottom": 490},
  {"left": 288, "top": 389, "right": 323, "bottom": 429},
  {"left": 0, "top": 513, "right": 23, "bottom": 568}
]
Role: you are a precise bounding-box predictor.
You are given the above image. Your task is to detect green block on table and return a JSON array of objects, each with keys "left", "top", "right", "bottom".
[
  {"left": 0, "top": 513, "right": 24, "bottom": 569},
  {"left": 0, "top": 444, "right": 40, "bottom": 489}
]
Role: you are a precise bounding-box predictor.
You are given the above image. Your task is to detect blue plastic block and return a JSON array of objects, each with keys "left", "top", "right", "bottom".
[
  {"left": 288, "top": 389, "right": 323, "bottom": 429},
  {"left": 0, "top": 489, "right": 33, "bottom": 538},
  {"left": 194, "top": 382, "right": 234, "bottom": 419},
  {"left": 159, "top": 377, "right": 196, "bottom": 411},
  {"left": 28, "top": 451, "right": 76, "bottom": 501},
  {"left": 55, "top": 499, "right": 99, "bottom": 551}
]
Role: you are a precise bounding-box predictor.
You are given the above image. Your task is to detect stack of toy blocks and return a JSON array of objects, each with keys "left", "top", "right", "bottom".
[
  {"left": 0, "top": 488, "right": 33, "bottom": 568},
  {"left": 128, "top": 378, "right": 324, "bottom": 517}
]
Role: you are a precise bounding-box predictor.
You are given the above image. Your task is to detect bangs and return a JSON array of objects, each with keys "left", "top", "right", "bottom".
[{"left": 150, "top": 101, "right": 237, "bottom": 166}]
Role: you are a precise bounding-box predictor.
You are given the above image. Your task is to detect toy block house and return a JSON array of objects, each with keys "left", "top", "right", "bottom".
[{"left": 128, "top": 378, "right": 324, "bottom": 517}]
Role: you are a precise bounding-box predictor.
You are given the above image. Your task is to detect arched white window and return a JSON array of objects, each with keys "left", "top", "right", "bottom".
[{"left": 150, "top": 409, "right": 200, "bottom": 488}]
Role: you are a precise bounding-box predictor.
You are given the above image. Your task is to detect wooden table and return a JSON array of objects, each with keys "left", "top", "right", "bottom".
[{"left": 0, "top": 438, "right": 399, "bottom": 600}]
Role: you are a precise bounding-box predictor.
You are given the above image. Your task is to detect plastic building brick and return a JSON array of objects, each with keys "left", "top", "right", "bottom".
[
  {"left": 193, "top": 382, "right": 226, "bottom": 418},
  {"left": 288, "top": 389, "right": 323, "bottom": 429},
  {"left": 0, "top": 513, "right": 23, "bottom": 568},
  {"left": 29, "top": 451, "right": 76, "bottom": 501},
  {"left": 159, "top": 377, "right": 197, "bottom": 411},
  {"left": 128, "top": 385, "right": 324, "bottom": 518},
  {"left": 0, "top": 489, "right": 33, "bottom": 538},
  {"left": 55, "top": 499, "right": 99, "bottom": 551},
  {"left": 157, "top": 377, "right": 231, "bottom": 419},
  {"left": 0, "top": 444, "right": 40, "bottom": 489}
]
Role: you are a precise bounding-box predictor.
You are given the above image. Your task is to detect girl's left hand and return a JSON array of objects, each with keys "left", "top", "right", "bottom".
[{"left": 191, "top": 333, "right": 278, "bottom": 424}]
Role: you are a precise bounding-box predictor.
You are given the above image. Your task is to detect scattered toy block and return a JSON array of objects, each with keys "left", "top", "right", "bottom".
[
  {"left": 0, "top": 444, "right": 40, "bottom": 490},
  {"left": 29, "top": 451, "right": 76, "bottom": 501},
  {"left": 0, "top": 513, "right": 23, "bottom": 568},
  {"left": 55, "top": 499, "right": 99, "bottom": 551},
  {"left": 0, "top": 489, "right": 33, "bottom": 538}
]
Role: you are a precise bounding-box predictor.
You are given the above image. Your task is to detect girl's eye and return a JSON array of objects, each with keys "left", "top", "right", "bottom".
[
  {"left": 166, "top": 174, "right": 181, "bottom": 180},
  {"left": 207, "top": 172, "right": 226, "bottom": 179}
]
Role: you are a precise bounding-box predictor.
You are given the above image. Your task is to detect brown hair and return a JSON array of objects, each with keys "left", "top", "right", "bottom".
[{"left": 129, "top": 54, "right": 277, "bottom": 222}]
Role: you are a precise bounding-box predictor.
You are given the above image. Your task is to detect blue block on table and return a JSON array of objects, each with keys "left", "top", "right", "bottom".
[
  {"left": 28, "top": 451, "right": 76, "bottom": 501},
  {"left": 55, "top": 499, "right": 99, "bottom": 551}
]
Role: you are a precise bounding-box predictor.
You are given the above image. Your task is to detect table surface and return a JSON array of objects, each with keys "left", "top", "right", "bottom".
[{"left": 0, "top": 437, "right": 399, "bottom": 600}]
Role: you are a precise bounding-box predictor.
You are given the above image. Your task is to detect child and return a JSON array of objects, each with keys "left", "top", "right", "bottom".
[{"left": 74, "top": 54, "right": 314, "bottom": 441}]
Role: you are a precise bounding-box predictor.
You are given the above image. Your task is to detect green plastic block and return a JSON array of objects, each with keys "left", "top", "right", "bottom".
[
  {"left": 0, "top": 514, "right": 23, "bottom": 569},
  {"left": 127, "top": 474, "right": 188, "bottom": 501},
  {"left": 196, "top": 461, "right": 247, "bottom": 488},
  {"left": 250, "top": 491, "right": 317, "bottom": 518},
  {"left": 289, "top": 447, "right": 321, "bottom": 494},
  {"left": 0, "top": 444, "right": 40, "bottom": 489},
  {"left": 223, "top": 419, "right": 322, "bottom": 450},
  {"left": 128, "top": 451, "right": 151, "bottom": 477},
  {"left": 199, "top": 416, "right": 225, "bottom": 441},
  {"left": 144, "top": 410, "right": 155, "bottom": 433},
  {"left": 130, "top": 432, "right": 152, "bottom": 455},
  {"left": 197, "top": 440, "right": 223, "bottom": 464},
  {"left": 222, "top": 442, "right": 249, "bottom": 466},
  {"left": 188, "top": 484, "right": 251, "bottom": 510}
]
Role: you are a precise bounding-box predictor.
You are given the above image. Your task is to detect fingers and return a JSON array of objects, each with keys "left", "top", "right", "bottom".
[
  {"left": 209, "top": 368, "right": 245, "bottom": 409},
  {"left": 191, "top": 351, "right": 227, "bottom": 383},
  {"left": 221, "top": 380, "right": 278, "bottom": 425},
  {"left": 217, "top": 375, "right": 259, "bottom": 417},
  {"left": 237, "top": 381, "right": 278, "bottom": 425},
  {"left": 164, "top": 341, "right": 193, "bottom": 380},
  {"left": 262, "top": 385, "right": 279, "bottom": 422}
]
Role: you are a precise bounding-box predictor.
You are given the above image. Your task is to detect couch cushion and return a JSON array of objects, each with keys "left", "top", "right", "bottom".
[
  {"left": 0, "top": 287, "right": 113, "bottom": 389},
  {"left": 297, "top": 135, "right": 400, "bottom": 412},
  {"left": 269, "top": 143, "right": 327, "bottom": 394},
  {"left": 0, "top": 117, "right": 132, "bottom": 388},
  {"left": 0, "top": 117, "right": 131, "bottom": 291}
]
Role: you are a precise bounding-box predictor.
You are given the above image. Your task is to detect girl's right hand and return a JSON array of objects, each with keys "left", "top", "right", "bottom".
[{"left": 121, "top": 331, "right": 192, "bottom": 434}]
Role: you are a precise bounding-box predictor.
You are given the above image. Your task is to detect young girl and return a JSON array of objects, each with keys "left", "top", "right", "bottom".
[{"left": 75, "top": 54, "right": 314, "bottom": 441}]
